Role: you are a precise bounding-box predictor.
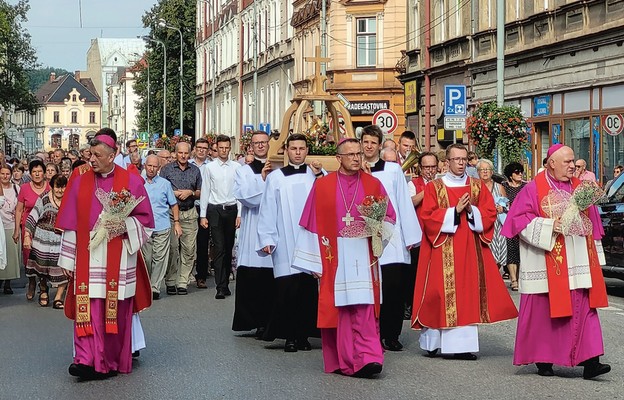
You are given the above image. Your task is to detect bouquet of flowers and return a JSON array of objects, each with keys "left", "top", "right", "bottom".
[
  {"left": 340, "top": 195, "right": 393, "bottom": 257},
  {"left": 89, "top": 188, "right": 145, "bottom": 250},
  {"left": 540, "top": 181, "right": 605, "bottom": 236}
]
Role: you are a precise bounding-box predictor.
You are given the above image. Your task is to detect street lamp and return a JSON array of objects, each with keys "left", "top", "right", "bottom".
[
  {"left": 158, "top": 18, "right": 184, "bottom": 137},
  {"left": 140, "top": 36, "right": 168, "bottom": 138}
]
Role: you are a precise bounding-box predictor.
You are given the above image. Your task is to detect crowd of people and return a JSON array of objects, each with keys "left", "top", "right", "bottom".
[{"left": 0, "top": 126, "right": 613, "bottom": 382}]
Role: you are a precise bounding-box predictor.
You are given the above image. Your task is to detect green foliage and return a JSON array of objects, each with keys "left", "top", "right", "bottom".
[
  {"left": 27, "top": 67, "right": 70, "bottom": 92},
  {"left": 135, "top": 0, "right": 197, "bottom": 138},
  {"left": 466, "top": 101, "right": 529, "bottom": 164},
  {"left": 0, "top": 0, "right": 38, "bottom": 113}
]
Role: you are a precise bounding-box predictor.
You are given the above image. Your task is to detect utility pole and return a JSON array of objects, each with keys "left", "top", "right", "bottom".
[
  {"left": 252, "top": 1, "right": 258, "bottom": 127},
  {"left": 496, "top": 0, "right": 505, "bottom": 172},
  {"left": 147, "top": 61, "right": 150, "bottom": 135}
]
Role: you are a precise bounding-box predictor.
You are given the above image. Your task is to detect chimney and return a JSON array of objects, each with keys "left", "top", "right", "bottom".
[
  {"left": 50, "top": 72, "right": 56, "bottom": 81},
  {"left": 75, "top": 70, "right": 81, "bottom": 81}
]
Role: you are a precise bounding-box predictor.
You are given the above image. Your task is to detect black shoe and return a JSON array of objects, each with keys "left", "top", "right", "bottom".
[
  {"left": 284, "top": 339, "right": 298, "bottom": 352},
  {"left": 382, "top": 339, "right": 403, "bottom": 352},
  {"left": 403, "top": 305, "right": 412, "bottom": 321},
  {"left": 177, "top": 287, "right": 188, "bottom": 295},
  {"left": 215, "top": 290, "right": 226, "bottom": 299},
  {"left": 255, "top": 327, "right": 266, "bottom": 340},
  {"left": 68, "top": 363, "right": 115, "bottom": 380},
  {"left": 166, "top": 286, "right": 177, "bottom": 295},
  {"left": 132, "top": 350, "right": 140, "bottom": 358},
  {"left": 583, "top": 359, "right": 611, "bottom": 380},
  {"left": 152, "top": 292, "right": 160, "bottom": 300},
  {"left": 353, "top": 362, "right": 383, "bottom": 378},
  {"left": 536, "top": 363, "right": 554, "bottom": 376},
  {"left": 224, "top": 288, "right": 232, "bottom": 296},
  {"left": 451, "top": 352, "right": 478, "bottom": 361},
  {"left": 297, "top": 338, "right": 312, "bottom": 351},
  {"left": 425, "top": 349, "right": 439, "bottom": 358}
]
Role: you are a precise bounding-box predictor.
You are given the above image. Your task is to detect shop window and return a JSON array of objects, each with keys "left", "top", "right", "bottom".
[
  {"left": 564, "top": 118, "right": 591, "bottom": 170},
  {"left": 603, "top": 130, "right": 624, "bottom": 189},
  {"left": 356, "top": 18, "right": 376, "bottom": 67}
]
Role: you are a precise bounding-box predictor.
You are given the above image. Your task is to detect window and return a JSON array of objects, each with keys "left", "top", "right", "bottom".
[
  {"left": 72, "top": 94, "right": 77, "bottom": 102},
  {"left": 563, "top": 118, "right": 590, "bottom": 168},
  {"left": 53, "top": 111, "right": 60, "bottom": 123},
  {"left": 71, "top": 111, "right": 78, "bottom": 124},
  {"left": 89, "top": 112, "right": 96, "bottom": 124},
  {"left": 356, "top": 18, "right": 376, "bottom": 67}
]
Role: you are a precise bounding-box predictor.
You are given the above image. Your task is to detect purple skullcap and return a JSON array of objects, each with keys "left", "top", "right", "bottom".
[{"left": 546, "top": 143, "right": 564, "bottom": 158}]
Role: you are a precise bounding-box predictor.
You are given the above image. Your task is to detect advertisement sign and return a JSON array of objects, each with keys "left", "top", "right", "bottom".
[
  {"left": 346, "top": 101, "right": 390, "bottom": 116},
  {"left": 405, "top": 81, "right": 418, "bottom": 114}
]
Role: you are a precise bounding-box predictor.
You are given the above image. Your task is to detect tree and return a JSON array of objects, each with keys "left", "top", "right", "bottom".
[
  {"left": 135, "top": 0, "right": 196, "bottom": 137},
  {"left": 27, "top": 67, "right": 71, "bottom": 92},
  {"left": 0, "top": 0, "right": 38, "bottom": 114}
]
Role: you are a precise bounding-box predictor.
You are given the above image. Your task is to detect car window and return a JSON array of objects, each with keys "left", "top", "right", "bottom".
[{"left": 606, "top": 173, "right": 624, "bottom": 203}]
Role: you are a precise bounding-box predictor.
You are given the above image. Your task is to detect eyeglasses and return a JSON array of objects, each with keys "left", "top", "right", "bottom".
[
  {"left": 337, "top": 152, "right": 364, "bottom": 159},
  {"left": 448, "top": 157, "right": 468, "bottom": 163},
  {"left": 196, "top": 146, "right": 209, "bottom": 151},
  {"left": 512, "top": 170, "right": 523, "bottom": 174},
  {"left": 252, "top": 141, "right": 269, "bottom": 146},
  {"left": 575, "top": 165, "right": 582, "bottom": 168},
  {"left": 477, "top": 168, "right": 493, "bottom": 172}
]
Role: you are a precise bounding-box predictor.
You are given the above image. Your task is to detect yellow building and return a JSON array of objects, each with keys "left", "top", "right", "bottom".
[
  {"left": 13, "top": 72, "right": 101, "bottom": 152},
  {"left": 291, "top": 0, "right": 407, "bottom": 136}
]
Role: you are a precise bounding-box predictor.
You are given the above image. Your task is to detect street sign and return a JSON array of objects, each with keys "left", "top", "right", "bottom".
[
  {"left": 444, "top": 116, "right": 466, "bottom": 130},
  {"left": 444, "top": 85, "right": 467, "bottom": 116},
  {"left": 140, "top": 132, "right": 149, "bottom": 142},
  {"left": 243, "top": 124, "right": 254, "bottom": 133},
  {"left": 174, "top": 128, "right": 181, "bottom": 136},
  {"left": 329, "top": 113, "right": 346, "bottom": 136},
  {"left": 603, "top": 114, "right": 624, "bottom": 136},
  {"left": 372, "top": 109, "right": 398, "bottom": 134},
  {"left": 259, "top": 123, "right": 271, "bottom": 134}
]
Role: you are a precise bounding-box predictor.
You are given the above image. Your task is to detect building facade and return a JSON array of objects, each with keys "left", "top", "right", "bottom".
[
  {"left": 81, "top": 38, "right": 146, "bottom": 129},
  {"left": 401, "top": 0, "right": 624, "bottom": 182},
  {"left": 11, "top": 72, "right": 101, "bottom": 152},
  {"left": 107, "top": 65, "right": 142, "bottom": 145}
]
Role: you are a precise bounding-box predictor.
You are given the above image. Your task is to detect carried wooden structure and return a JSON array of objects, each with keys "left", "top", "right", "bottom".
[{"left": 268, "top": 46, "right": 355, "bottom": 171}]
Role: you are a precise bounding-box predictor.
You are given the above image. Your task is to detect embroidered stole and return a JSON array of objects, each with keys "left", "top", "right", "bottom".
[
  {"left": 431, "top": 177, "right": 487, "bottom": 326},
  {"left": 74, "top": 167, "right": 129, "bottom": 336},
  {"left": 315, "top": 172, "right": 383, "bottom": 328},
  {"left": 535, "top": 172, "right": 607, "bottom": 318}
]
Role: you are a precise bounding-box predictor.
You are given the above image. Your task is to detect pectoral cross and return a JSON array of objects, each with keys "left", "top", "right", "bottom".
[
  {"left": 109, "top": 279, "right": 117, "bottom": 289},
  {"left": 78, "top": 282, "right": 88, "bottom": 292},
  {"left": 342, "top": 212, "right": 354, "bottom": 226}
]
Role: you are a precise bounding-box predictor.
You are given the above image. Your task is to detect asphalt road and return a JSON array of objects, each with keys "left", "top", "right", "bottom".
[{"left": 1, "top": 277, "right": 624, "bottom": 400}]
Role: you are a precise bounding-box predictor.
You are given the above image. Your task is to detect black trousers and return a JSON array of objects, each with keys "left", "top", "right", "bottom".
[
  {"left": 232, "top": 267, "right": 276, "bottom": 331},
  {"left": 404, "top": 247, "right": 420, "bottom": 308},
  {"left": 195, "top": 206, "right": 211, "bottom": 280},
  {"left": 380, "top": 263, "right": 412, "bottom": 341},
  {"left": 207, "top": 205, "right": 237, "bottom": 291}
]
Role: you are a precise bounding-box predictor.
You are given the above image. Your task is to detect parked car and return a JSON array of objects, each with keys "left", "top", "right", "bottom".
[
  {"left": 598, "top": 172, "right": 624, "bottom": 279},
  {"left": 141, "top": 148, "right": 165, "bottom": 159}
]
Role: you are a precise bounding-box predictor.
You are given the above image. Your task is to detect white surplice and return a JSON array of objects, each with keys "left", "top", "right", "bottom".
[
  {"left": 256, "top": 164, "right": 316, "bottom": 277},
  {"left": 233, "top": 160, "right": 272, "bottom": 269}
]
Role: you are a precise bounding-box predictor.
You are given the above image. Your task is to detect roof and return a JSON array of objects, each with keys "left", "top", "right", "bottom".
[
  {"left": 35, "top": 74, "right": 101, "bottom": 104},
  {"left": 88, "top": 38, "right": 146, "bottom": 66}
]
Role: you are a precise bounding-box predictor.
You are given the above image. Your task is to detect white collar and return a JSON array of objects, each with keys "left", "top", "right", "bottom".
[
  {"left": 289, "top": 162, "right": 305, "bottom": 169},
  {"left": 100, "top": 165, "right": 115, "bottom": 178}
]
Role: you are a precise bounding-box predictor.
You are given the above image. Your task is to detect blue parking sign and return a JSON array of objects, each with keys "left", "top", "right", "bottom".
[{"left": 444, "top": 85, "right": 467, "bottom": 116}]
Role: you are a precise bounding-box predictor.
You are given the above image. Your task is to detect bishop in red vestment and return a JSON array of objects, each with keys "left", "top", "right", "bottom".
[{"left": 412, "top": 144, "right": 517, "bottom": 360}]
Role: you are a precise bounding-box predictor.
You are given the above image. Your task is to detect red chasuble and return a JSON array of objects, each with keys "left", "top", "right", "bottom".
[
  {"left": 412, "top": 177, "right": 518, "bottom": 329},
  {"left": 311, "top": 172, "right": 386, "bottom": 329},
  {"left": 534, "top": 172, "right": 608, "bottom": 318}
]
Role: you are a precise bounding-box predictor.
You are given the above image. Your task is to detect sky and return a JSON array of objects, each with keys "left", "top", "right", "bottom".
[{"left": 12, "top": 0, "right": 157, "bottom": 71}]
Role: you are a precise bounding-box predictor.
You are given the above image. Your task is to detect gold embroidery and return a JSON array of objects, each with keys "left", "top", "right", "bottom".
[{"left": 432, "top": 179, "right": 457, "bottom": 326}]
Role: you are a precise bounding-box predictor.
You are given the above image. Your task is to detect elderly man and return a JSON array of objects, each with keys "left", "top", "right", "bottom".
[
  {"left": 574, "top": 159, "right": 597, "bottom": 182},
  {"left": 160, "top": 142, "right": 202, "bottom": 295},
  {"left": 157, "top": 149, "right": 172, "bottom": 168},
  {"left": 293, "top": 138, "right": 396, "bottom": 378},
  {"left": 52, "top": 149, "right": 65, "bottom": 165},
  {"left": 380, "top": 148, "right": 398, "bottom": 163},
  {"left": 502, "top": 144, "right": 610, "bottom": 379},
  {"left": 57, "top": 129, "right": 154, "bottom": 379},
  {"left": 142, "top": 155, "right": 182, "bottom": 299}
]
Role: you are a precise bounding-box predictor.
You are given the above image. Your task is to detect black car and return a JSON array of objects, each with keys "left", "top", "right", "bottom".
[{"left": 599, "top": 173, "right": 624, "bottom": 279}]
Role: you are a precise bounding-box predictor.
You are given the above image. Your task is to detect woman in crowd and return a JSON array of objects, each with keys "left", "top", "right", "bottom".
[
  {"left": 59, "top": 157, "right": 72, "bottom": 179},
  {"left": 45, "top": 163, "right": 59, "bottom": 182},
  {"left": 0, "top": 165, "right": 20, "bottom": 294},
  {"left": 24, "top": 174, "right": 68, "bottom": 309},
  {"left": 476, "top": 159, "right": 508, "bottom": 269},
  {"left": 501, "top": 162, "right": 527, "bottom": 291},
  {"left": 11, "top": 165, "right": 25, "bottom": 186},
  {"left": 13, "top": 160, "right": 49, "bottom": 303}
]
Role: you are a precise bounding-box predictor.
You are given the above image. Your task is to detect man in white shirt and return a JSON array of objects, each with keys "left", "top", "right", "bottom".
[
  {"left": 189, "top": 138, "right": 212, "bottom": 288},
  {"left": 200, "top": 135, "right": 241, "bottom": 299}
]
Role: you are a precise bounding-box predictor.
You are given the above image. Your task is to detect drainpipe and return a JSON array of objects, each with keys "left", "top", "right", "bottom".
[{"left": 424, "top": 0, "right": 431, "bottom": 150}]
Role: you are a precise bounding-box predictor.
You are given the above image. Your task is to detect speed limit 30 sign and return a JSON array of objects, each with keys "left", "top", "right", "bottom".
[
  {"left": 372, "top": 109, "right": 398, "bottom": 134},
  {"left": 603, "top": 114, "right": 624, "bottom": 136}
]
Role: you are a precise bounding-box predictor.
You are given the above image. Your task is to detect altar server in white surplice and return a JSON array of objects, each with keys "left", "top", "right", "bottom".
[
  {"left": 232, "top": 130, "right": 274, "bottom": 337},
  {"left": 257, "top": 134, "right": 324, "bottom": 352},
  {"left": 360, "top": 125, "right": 422, "bottom": 352}
]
